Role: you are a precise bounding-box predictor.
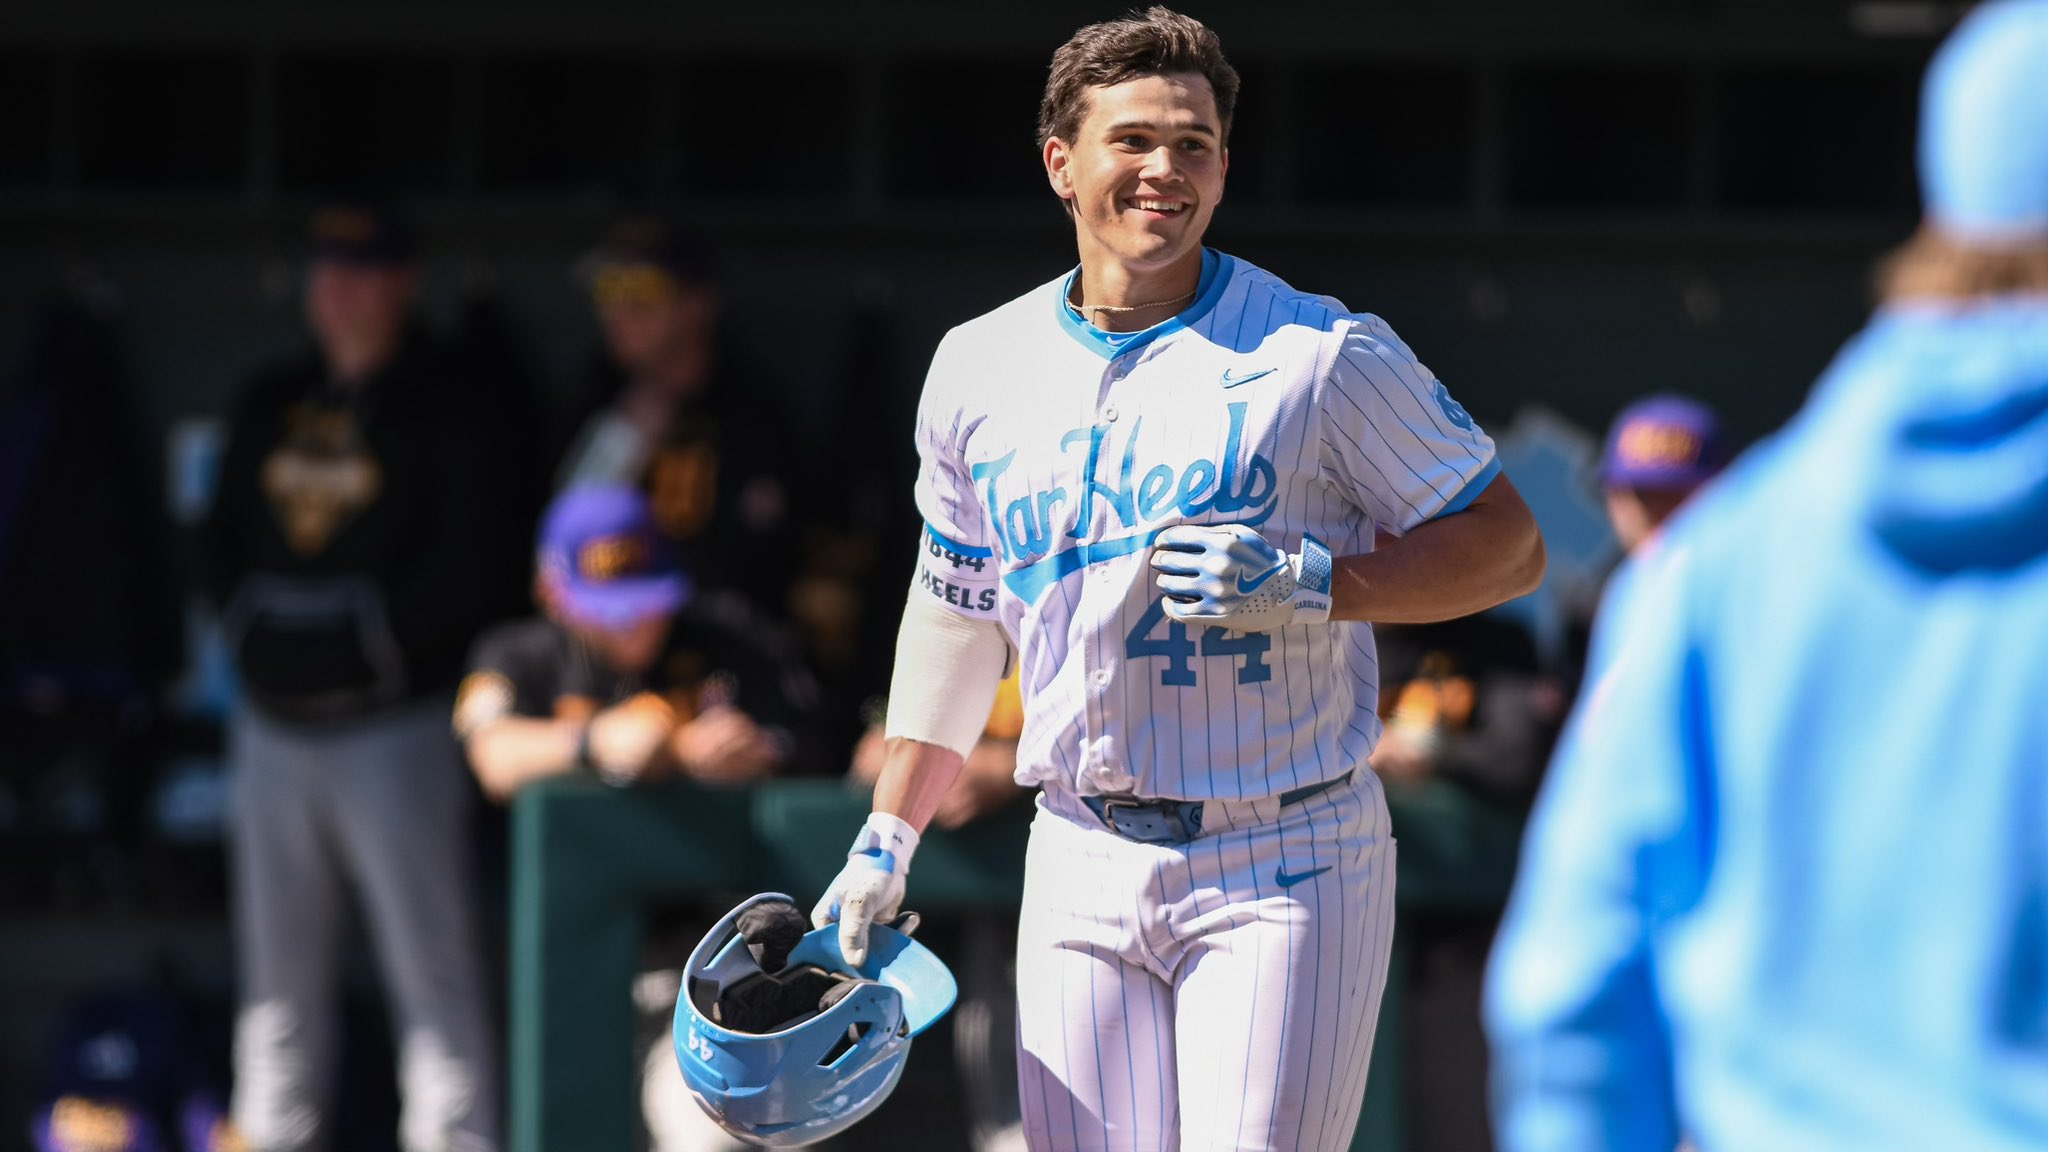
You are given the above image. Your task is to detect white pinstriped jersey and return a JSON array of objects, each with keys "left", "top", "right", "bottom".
[{"left": 910, "top": 249, "right": 1498, "bottom": 802}]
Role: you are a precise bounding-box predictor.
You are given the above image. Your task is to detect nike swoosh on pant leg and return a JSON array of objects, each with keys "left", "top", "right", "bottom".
[{"left": 1274, "top": 864, "right": 1332, "bottom": 888}]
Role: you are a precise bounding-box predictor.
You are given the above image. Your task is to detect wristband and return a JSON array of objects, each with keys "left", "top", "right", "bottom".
[
  {"left": 1292, "top": 533, "right": 1334, "bottom": 624},
  {"left": 846, "top": 811, "right": 921, "bottom": 875}
]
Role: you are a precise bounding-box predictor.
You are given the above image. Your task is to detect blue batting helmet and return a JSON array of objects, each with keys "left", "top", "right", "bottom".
[{"left": 672, "top": 893, "right": 956, "bottom": 1147}]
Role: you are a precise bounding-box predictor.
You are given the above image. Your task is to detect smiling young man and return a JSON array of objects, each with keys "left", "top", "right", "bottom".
[{"left": 806, "top": 8, "right": 1544, "bottom": 1149}]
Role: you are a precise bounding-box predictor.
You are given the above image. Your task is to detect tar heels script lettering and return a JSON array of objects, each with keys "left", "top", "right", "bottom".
[{"left": 975, "top": 402, "right": 1278, "bottom": 583}]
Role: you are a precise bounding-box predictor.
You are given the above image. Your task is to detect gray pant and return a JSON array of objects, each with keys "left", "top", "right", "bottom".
[{"left": 229, "top": 700, "right": 501, "bottom": 1152}]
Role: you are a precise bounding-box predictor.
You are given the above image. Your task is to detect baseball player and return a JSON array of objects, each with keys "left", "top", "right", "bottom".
[{"left": 813, "top": 8, "right": 1545, "bottom": 1150}]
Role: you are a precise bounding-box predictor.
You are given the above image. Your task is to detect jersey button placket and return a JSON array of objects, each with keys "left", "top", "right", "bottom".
[
  {"left": 1081, "top": 361, "right": 1127, "bottom": 769},
  {"left": 1088, "top": 370, "right": 1120, "bottom": 586}
]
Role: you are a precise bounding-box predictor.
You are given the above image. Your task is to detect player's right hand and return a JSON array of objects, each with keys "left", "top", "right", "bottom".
[
  {"left": 1150, "top": 524, "right": 1334, "bottom": 632},
  {"left": 810, "top": 812, "right": 920, "bottom": 967}
]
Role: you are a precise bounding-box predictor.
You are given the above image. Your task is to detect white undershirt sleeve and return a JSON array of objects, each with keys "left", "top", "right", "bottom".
[{"left": 882, "top": 589, "right": 1011, "bottom": 758}]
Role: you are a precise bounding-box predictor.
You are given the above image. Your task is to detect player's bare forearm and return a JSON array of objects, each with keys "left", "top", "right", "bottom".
[
  {"left": 871, "top": 736, "right": 969, "bottom": 834},
  {"left": 1329, "top": 473, "right": 1546, "bottom": 624}
]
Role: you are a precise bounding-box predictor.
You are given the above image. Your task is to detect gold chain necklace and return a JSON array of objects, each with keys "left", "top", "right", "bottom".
[{"left": 1067, "top": 286, "right": 1197, "bottom": 317}]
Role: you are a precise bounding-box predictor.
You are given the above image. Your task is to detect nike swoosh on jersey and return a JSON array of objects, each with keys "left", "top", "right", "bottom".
[
  {"left": 1237, "top": 560, "right": 1286, "bottom": 594},
  {"left": 1220, "top": 367, "right": 1277, "bottom": 388},
  {"left": 1275, "top": 864, "right": 1332, "bottom": 889}
]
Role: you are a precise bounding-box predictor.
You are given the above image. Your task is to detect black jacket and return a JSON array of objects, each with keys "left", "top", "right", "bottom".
[{"left": 199, "top": 329, "right": 532, "bottom": 725}]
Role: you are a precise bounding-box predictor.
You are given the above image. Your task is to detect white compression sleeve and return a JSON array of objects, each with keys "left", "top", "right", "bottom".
[{"left": 882, "top": 592, "right": 1010, "bottom": 758}]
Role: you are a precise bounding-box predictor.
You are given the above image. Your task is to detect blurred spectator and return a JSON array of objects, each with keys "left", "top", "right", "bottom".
[
  {"left": 1596, "top": 394, "right": 1727, "bottom": 558},
  {"left": 197, "top": 203, "right": 518, "bottom": 1152},
  {"left": 29, "top": 983, "right": 239, "bottom": 1152},
  {"left": 1587, "top": 394, "right": 1728, "bottom": 677},
  {"left": 456, "top": 485, "right": 821, "bottom": 800},
  {"left": 0, "top": 283, "right": 176, "bottom": 907},
  {"left": 1486, "top": 5, "right": 2048, "bottom": 1150},
  {"left": 555, "top": 217, "right": 806, "bottom": 619}
]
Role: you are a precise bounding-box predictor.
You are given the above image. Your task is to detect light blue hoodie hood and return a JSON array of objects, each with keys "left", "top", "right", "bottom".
[{"left": 1856, "top": 301, "right": 2048, "bottom": 573}]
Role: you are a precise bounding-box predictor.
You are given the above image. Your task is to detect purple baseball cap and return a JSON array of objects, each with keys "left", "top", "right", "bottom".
[
  {"left": 539, "top": 486, "right": 692, "bottom": 628},
  {"left": 1599, "top": 394, "right": 1729, "bottom": 491}
]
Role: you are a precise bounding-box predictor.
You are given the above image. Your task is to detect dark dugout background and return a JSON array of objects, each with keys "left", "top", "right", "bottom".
[{"left": 0, "top": 0, "right": 1932, "bottom": 455}]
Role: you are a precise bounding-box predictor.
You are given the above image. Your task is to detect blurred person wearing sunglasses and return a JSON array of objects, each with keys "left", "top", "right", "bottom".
[{"left": 554, "top": 219, "right": 806, "bottom": 620}]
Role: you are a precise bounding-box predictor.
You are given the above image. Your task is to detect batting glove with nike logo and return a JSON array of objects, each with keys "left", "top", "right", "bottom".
[
  {"left": 810, "top": 811, "right": 919, "bottom": 967},
  {"left": 1150, "top": 524, "right": 1334, "bottom": 632}
]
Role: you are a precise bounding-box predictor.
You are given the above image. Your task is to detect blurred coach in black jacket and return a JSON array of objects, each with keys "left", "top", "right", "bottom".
[{"left": 198, "top": 204, "right": 524, "bottom": 1152}]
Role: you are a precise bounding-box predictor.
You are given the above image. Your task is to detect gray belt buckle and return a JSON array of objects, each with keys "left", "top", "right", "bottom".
[{"left": 1100, "top": 798, "right": 1196, "bottom": 844}]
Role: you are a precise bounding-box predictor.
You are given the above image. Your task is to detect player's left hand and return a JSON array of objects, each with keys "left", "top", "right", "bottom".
[{"left": 1150, "top": 524, "right": 1334, "bottom": 632}]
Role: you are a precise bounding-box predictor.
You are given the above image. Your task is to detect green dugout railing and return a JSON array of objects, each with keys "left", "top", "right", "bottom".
[{"left": 510, "top": 776, "right": 1521, "bottom": 1152}]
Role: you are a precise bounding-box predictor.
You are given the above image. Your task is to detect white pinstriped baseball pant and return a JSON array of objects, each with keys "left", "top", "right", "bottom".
[{"left": 1015, "top": 771, "right": 1396, "bottom": 1152}]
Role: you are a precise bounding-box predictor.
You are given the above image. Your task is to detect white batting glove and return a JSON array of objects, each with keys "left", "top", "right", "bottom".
[
  {"left": 810, "top": 811, "right": 920, "bottom": 967},
  {"left": 1150, "top": 524, "right": 1334, "bottom": 632}
]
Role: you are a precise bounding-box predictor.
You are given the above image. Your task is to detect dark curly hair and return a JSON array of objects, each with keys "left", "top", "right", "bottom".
[{"left": 1037, "top": 7, "right": 1240, "bottom": 151}]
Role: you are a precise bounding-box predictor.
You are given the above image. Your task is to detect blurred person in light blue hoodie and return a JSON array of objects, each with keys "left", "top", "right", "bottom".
[{"left": 1484, "top": 4, "right": 2048, "bottom": 1151}]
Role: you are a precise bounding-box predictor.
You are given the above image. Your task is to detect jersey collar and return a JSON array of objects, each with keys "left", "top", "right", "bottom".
[{"left": 1054, "top": 248, "right": 1234, "bottom": 361}]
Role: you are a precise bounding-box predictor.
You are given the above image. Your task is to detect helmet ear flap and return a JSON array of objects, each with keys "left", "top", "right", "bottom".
[
  {"left": 800, "top": 978, "right": 902, "bottom": 1072},
  {"left": 686, "top": 922, "right": 774, "bottom": 1021}
]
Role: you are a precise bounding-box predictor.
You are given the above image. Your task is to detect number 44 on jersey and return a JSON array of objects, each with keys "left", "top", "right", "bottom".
[{"left": 1125, "top": 598, "right": 1271, "bottom": 686}]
